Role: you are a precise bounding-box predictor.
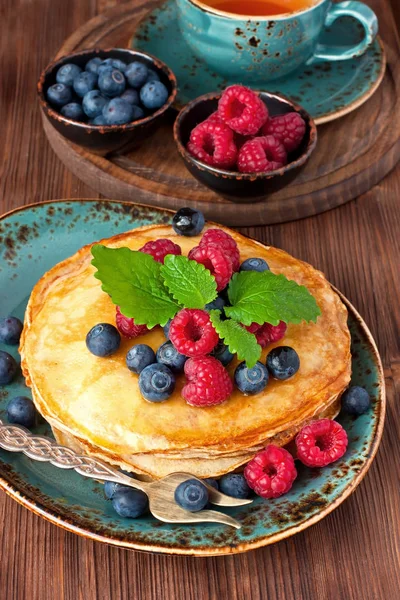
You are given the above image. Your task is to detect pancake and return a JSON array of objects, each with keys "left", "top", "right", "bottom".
[{"left": 20, "top": 223, "right": 351, "bottom": 479}]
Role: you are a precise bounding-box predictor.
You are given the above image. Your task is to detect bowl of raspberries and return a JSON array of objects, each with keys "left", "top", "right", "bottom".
[
  {"left": 38, "top": 48, "right": 177, "bottom": 155},
  {"left": 173, "top": 85, "right": 317, "bottom": 202}
]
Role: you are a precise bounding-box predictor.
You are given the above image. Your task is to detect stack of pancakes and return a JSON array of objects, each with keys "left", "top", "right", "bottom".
[{"left": 20, "top": 224, "right": 351, "bottom": 479}]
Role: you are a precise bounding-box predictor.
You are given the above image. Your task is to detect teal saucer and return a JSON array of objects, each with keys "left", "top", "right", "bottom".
[
  {"left": 0, "top": 200, "right": 385, "bottom": 555},
  {"left": 131, "top": 0, "right": 386, "bottom": 124}
]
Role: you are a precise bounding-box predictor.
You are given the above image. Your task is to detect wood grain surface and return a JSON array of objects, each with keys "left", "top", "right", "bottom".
[{"left": 0, "top": 1, "right": 399, "bottom": 599}]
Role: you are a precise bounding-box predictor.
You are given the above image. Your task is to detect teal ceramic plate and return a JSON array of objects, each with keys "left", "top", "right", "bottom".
[
  {"left": 130, "top": 0, "right": 386, "bottom": 124},
  {"left": 0, "top": 199, "right": 385, "bottom": 556}
]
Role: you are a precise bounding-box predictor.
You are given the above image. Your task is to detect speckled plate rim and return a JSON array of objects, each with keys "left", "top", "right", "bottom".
[
  {"left": 0, "top": 198, "right": 386, "bottom": 556},
  {"left": 129, "top": 2, "right": 387, "bottom": 125}
]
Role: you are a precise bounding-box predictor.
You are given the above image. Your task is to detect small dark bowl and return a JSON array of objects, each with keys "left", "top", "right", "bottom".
[
  {"left": 38, "top": 48, "right": 177, "bottom": 155},
  {"left": 173, "top": 91, "right": 317, "bottom": 203}
]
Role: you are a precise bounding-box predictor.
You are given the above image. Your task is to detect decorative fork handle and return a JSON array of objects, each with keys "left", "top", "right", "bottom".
[{"left": 0, "top": 418, "right": 148, "bottom": 492}]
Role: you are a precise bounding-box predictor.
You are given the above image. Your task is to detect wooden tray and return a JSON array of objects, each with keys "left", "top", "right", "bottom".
[{"left": 43, "top": 0, "right": 400, "bottom": 226}]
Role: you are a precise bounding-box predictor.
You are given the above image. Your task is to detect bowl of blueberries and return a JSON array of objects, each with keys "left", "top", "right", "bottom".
[{"left": 37, "top": 48, "right": 177, "bottom": 155}]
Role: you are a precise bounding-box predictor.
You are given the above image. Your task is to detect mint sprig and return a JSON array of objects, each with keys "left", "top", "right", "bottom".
[
  {"left": 161, "top": 255, "right": 217, "bottom": 309},
  {"left": 209, "top": 310, "right": 261, "bottom": 369},
  {"left": 91, "top": 245, "right": 181, "bottom": 328},
  {"left": 225, "top": 270, "right": 321, "bottom": 326}
]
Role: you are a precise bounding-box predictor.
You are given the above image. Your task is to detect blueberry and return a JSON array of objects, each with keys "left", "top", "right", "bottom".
[
  {"left": 86, "top": 323, "right": 121, "bottom": 357},
  {"left": 119, "top": 88, "right": 139, "bottom": 105},
  {"left": 112, "top": 487, "right": 149, "bottom": 518},
  {"left": 60, "top": 102, "right": 85, "bottom": 120},
  {"left": 0, "top": 316, "right": 23, "bottom": 345},
  {"left": 126, "top": 344, "right": 156, "bottom": 374},
  {"left": 266, "top": 346, "right": 300, "bottom": 380},
  {"left": 104, "top": 481, "right": 124, "bottom": 500},
  {"left": 341, "top": 386, "right": 371, "bottom": 415},
  {"left": 163, "top": 319, "right": 172, "bottom": 340},
  {"left": 203, "top": 477, "right": 219, "bottom": 490},
  {"left": 174, "top": 479, "right": 208, "bottom": 512},
  {"left": 85, "top": 57, "right": 103, "bottom": 75},
  {"left": 172, "top": 207, "right": 205, "bottom": 237},
  {"left": 110, "top": 59, "right": 127, "bottom": 73},
  {"left": 0, "top": 351, "right": 18, "bottom": 384},
  {"left": 125, "top": 61, "right": 149, "bottom": 88},
  {"left": 102, "top": 98, "right": 134, "bottom": 125},
  {"left": 82, "top": 90, "right": 108, "bottom": 118},
  {"left": 219, "top": 473, "right": 251, "bottom": 499},
  {"left": 156, "top": 341, "right": 187, "bottom": 373},
  {"left": 46, "top": 83, "right": 73, "bottom": 107},
  {"left": 139, "top": 363, "right": 175, "bottom": 402},
  {"left": 91, "top": 114, "right": 107, "bottom": 125},
  {"left": 145, "top": 68, "right": 160, "bottom": 83},
  {"left": 98, "top": 67, "right": 126, "bottom": 98},
  {"left": 56, "top": 63, "right": 82, "bottom": 86},
  {"left": 240, "top": 257, "right": 270, "bottom": 272},
  {"left": 7, "top": 396, "right": 36, "bottom": 428},
  {"left": 205, "top": 295, "right": 225, "bottom": 312},
  {"left": 131, "top": 105, "right": 145, "bottom": 120},
  {"left": 211, "top": 340, "right": 234, "bottom": 367},
  {"left": 235, "top": 361, "right": 269, "bottom": 394},
  {"left": 73, "top": 71, "right": 97, "bottom": 98},
  {"left": 140, "top": 81, "right": 169, "bottom": 110},
  {"left": 98, "top": 58, "right": 115, "bottom": 73}
]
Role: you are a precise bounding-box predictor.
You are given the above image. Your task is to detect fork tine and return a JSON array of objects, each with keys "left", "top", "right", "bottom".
[
  {"left": 198, "top": 509, "right": 242, "bottom": 529},
  {"left": 151, "top": 504, "right": 242, "bottom": 529},
  {"left": 203, "top": 483, "right": 253, "bottom": 507}
]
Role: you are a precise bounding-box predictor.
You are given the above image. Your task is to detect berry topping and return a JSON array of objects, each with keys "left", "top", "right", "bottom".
[
  {"left": 119, "top": 88, "right": 140, "bottom": 105},
  {"left": 199, "top": 228, "right": 240, "bottom": 272},
  {"left": 139, "top": 238, "right": 182, "bottom": 263},
  {"left": 104, "top": 480, "right": 125, "bottom": 500},
  {"left": 174, "top": 479, "right": 209, "bottom": 512},
  {"left": 296, "top": 419, "right": 348, "bottom": 467},
  {"left": 239, "top": 257, "right": 270, "bottom": 272},
  {"left": 188, "top": 244, "right": 233, "bottom": 291},
  {"left": 73, "top": 71, "right": 98, "bottom": 98},
  {"left": 163, "top": 319, "right": 172, "bottom": 340},
  {"left": 262, "top": 112, "right": 306, "bottom": 153},
  {"left": 266, "top": 345, "right": 299, "bottom": 379},
  {"left": 7, "top": 396, "right": 37, "bottom": 429},
  {"left": 169, "top": 309, "right": 219, "bottom": 357},
  {"left": 125, "top": 61, "right": 149, "bottom": 88},
  {"left": 246, "top": 321, "right": 287, "bottom": 348},
  {"left": 0, "top": 316, "right": 23, "bottom": 345},
  {"left": 172, "top": 207, "right": 205, "bottom": 237},
  {"left": 0, "top": 351, "right": 18, "bottom": 385},
  {"left": 187, "top": 119, "right": 238, "bottom": 169},
  {"left": 238, "top": 136, "right": 287, "bottom": 174},
  {"left": 56, "top": 63, "right": 82, "bottom": 86},
  {"left": 156, "top": 341, "right": 187, "bottom": 373},
  {"left": 116, "top": 306, "right": 150, "bottom": 339},
  {"left": 341, "top": 386, "right": 371, "bottom": 415},
  {"left": 98, "top": 67, "right": 126, "bottom": 98},
  {"left": 234, "top": 361, "right": 269, "bottom": 395},
  {"left": 211, "top": 340, "right": 234, "bottom": 366},
  {"left": 85, "top": 57, "right": 103, "bottom": 75},
  {"left": 86, "top": 323, "right": 121, "bottom": 357},
  {"left": 219, "top": 473, "right": 251, "bottom": 499},
  {"left": 126, "top": 344, "right": 156, "bottom": 374},
  {"left": 46, "top": 83, "right": 73, "bottom": 107},
  {"left": 61, "top": 102, "right": 85, "bottom": 120},
  {"left": 112, "top": 487, "right": 149, "bottom": 518},
  {"left": 244, "top": 445, "right": 297, "bottom": 499},
  {"left": 203, "top": 477, "right": 219, "bottom": 490},
  {"left": 218, "top": 85, "right": 268, "bottom": 135},
  {"left": 139, "top": 363, "right": 176, "bottom": 402},
  {"left": 82, "top": 90, "right": 107, "bottom": 118},
  {"left": 182, "top": 356, "right": 233, "bottom": 406},
  {"left": 102, "top": 98, "right": 136, "bottom": 125},
  {"left": 140, "top": 80, "right": 169, "bottom": 110}
]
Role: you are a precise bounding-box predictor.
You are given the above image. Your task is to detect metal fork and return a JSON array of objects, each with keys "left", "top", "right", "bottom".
[{"left": 0, "top": 419, "right": 251, "bottom": 529}]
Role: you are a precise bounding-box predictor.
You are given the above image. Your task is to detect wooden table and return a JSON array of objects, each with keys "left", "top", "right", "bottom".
[{"left": 1, "top": 1, "right": 399, "bottom": 598}]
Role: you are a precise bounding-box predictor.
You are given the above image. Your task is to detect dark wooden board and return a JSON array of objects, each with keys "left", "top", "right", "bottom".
[{"left": 40, "top": 0, "right": 400, "bottom": 226}]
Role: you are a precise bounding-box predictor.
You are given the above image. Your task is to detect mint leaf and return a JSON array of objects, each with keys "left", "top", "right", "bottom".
[
  {"left": 209, "top": 310, "right": 261, "bottom": 369},
  {"left": 225, "top": 271, "right": 321, "bottom": 326},
  {"left": 91, "top": 245, "right": 181, "bottom": 328},
  {"left": 161, "top": 255, "right": 217, "bottom": 309}
]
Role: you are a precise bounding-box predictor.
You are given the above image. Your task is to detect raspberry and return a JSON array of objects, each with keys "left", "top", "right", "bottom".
[
  {"left": 262, "top": 112, "right": 306, "bottom": 153},
  {"left": 244, "top": 445, "right": 297, "bottom": 499},
  {"left": 182, "top": 356, "right": 233, "bottom": 407},
  {"left": 199, "top": 228, "right": 240, "bottom": 272},
  {"left": 169, "top": 309, "right": 219, "bottom": 357},
  {"left": 238, "top": 136, "right": 287, "bottom": 174},
  {"left": 187, "top": 119, "right": 237, "bottom": 169},
  {"left": 139, "top": 239, "right": 181, "bottom": 264},
  {"left": 189, "top": 243, "right": 233, "bottom": 291},
  {"left": 296, "top": 419, "right": 348, "bottom": 468},
  {"left": 205, "top": 111, "right": 223, "bottom": 124},
  {"left": 218, "top": 85, "right": 268, "bottom": 135},
  {"left": 245, "top": 321, "right": 287, "bottom": 348},
  {"left": 115, "top": 306, "right": 150, "bottom": 339}
]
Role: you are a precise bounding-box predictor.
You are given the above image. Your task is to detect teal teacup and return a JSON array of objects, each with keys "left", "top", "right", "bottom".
[{"left": 175, "top": 0, "right": 378, "bottom": 82}]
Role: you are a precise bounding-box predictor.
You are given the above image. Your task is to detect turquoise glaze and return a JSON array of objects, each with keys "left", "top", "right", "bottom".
[
  {"left": 132, "top": 0, "right": 385, "bottom": 122},
  {"left": 0, "top": 200, "right": 385, "bottom": 555},
  {"left": 175, "top": 0, "right": 378, "bottom": 82}
]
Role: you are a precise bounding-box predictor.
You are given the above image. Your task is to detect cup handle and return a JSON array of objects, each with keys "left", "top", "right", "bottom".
[{"left": 307, "top": 1, "right": 378, "bottom": 64}]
